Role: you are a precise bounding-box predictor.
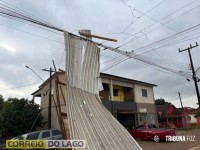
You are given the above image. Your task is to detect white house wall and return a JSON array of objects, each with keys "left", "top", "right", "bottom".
[{"left": 134, "top": 84, "right": 155, "bottom": 104}]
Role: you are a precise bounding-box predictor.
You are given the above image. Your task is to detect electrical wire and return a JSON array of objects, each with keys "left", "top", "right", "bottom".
[
  {"left": 0, "top": 0, "right": 53, "bottom": 26},
  {"left": 113, "top": 0, "right": 200, "bottom": 49},
  {"left": 117, "top": 0, "right": 167, "bottom": 38},
  {"left": 101, "top": 57, "right": 130, "bottom": 72},
  {"left": 0, "top": 5, "right": 63, "bottom": 32},
  {"left": 132, "top": 23, "right": 200, "bottom": 54},
  {"left": 99, "top": 43, "right": 193, "bottom": 79},
  {"left": 101, "top": 0, "right": 167, "bottom": 45},
  {"left": 0, "top": 21, "right": 64, "bottom": 44},
  {"left": 0, "top": 2, "right": 196, "bottom": 80},
  {"left": 0, "top": 82, "right": 41, "bottom": 92}
]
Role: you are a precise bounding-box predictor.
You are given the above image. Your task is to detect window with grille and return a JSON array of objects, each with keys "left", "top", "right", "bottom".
[{"left": 142, "top": 89, "right": 148, "bottom": 97}]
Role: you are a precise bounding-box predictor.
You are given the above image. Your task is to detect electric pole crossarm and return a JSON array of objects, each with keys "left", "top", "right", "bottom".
[
  {"left": 190, "top": 42, "right": 198, "bottom": 49},
  {"left": 179, "top": 47, "right": 189, "bottom": 52}
]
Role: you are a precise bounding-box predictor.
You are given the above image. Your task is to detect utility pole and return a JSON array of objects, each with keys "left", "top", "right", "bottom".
[
  {"left": 179, "top": 42, "right": 200, "bottom": 110},
  {"left": 42, "top": 67, "right": 55, "bottom": 129},
  {"left": 178, "top": 92, "right": 186, "bottom": 129}
]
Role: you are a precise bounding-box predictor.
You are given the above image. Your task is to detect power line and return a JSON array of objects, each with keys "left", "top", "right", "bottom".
[
  {"left": 0, "top": 14, "right": 63, "bottom": 35},
  {"left": 113, "top": 0, "right": 200, "bottom": 49},
  {"left": 0, "top": 82, "right": 41, "bottom": 92},
  {"left": 0, "top": 2, "right": 196, "bottom": 80},
  {"left": 0, "top": 0, "right": 52, "bottom": 26},
  {"left": 1, "top": 0, "right": 199, "bottom": 56},
  {"left": 133, "top": 23, "right": 200, "bottom": 54},
  {"left": 98, "top": 43, "right": 193, "bottom": 79},
  {"left": 0, "top": 22, "right": 64, "bottom": 44},
  {"left": 101, "top": 57, "right": 130, "bottom": 72},
  {"left": 102, "top": 0, "right": 167, "bottom": 44},
  {"left": 0, "top": 6, "right": 63, "bottom": 32}
]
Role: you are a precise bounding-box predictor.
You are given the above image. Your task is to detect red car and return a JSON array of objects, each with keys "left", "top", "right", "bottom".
[
  {"left": 128, "top": 123, "right": 176, "bottom": 142},
  {"left": 159, "top": 122, "right": 176, "bottom": 129}
]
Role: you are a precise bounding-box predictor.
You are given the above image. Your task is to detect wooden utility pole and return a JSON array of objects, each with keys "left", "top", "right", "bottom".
[
  {"left": 179, "top": 42, "right": 200, "bottom": 110},
  {"left": 42, "top": 67, "right": 54, "bottom": 129},
  {"left": 178, "top": 92, "right": 186, "bottom": 129},
  {"left": 52, "top": 60, "right": 67, "bottom": 139}
]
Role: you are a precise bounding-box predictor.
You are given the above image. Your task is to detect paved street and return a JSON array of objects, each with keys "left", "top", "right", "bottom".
[{"left": 137, "top": 129, "right": 200, "bottom": 150}]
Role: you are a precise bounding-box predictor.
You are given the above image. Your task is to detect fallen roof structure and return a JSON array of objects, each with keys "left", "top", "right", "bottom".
[{"left": 64, "top": 31, "right": 142, "bottom": 150}]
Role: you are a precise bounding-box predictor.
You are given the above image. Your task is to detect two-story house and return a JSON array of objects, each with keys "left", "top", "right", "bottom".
[
  {"left": 32, "top": 71, "right": 157, "bottom": 130},
  {"left": 99, "top": 73, "right": 157, "bottom": 129}
]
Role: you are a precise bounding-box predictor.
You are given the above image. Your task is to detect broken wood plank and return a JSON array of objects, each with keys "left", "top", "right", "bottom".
[{"left": 78, "top": 31, "right": 117, "bottom": 42}]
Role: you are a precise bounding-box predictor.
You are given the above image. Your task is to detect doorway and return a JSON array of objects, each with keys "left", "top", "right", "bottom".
[{"left": 117, "top": 112, "right": 135, "bottom": 130}]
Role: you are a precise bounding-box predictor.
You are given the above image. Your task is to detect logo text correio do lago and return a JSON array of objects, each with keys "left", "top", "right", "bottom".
[{"left": 6, "top": 140, "right": 87, "bottom": 149}]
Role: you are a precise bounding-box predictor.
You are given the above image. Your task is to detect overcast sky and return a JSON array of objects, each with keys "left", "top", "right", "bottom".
[{"left": 0, "top": 0, "right": 200, "bottom": 108}]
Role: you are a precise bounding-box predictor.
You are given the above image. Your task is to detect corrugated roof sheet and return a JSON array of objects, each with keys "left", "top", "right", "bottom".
[{"left": 64, "top": 31, "right": 142, "bottom": 150}]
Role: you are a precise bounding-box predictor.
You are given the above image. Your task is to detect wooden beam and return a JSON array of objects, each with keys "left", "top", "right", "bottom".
[
  {"left": 61, "top": 112, "right": 67, "bottom": 117},
  {"left": 78, "top": 31, "right": 117, "bottom": 42},
  {"left": 57, "top": 81, "right": 66, "bottom": 86}
]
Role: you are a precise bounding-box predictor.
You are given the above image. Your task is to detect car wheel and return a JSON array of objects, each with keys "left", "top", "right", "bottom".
[{"left": 153, "top": 135, "right": 160, "bottom": 142}]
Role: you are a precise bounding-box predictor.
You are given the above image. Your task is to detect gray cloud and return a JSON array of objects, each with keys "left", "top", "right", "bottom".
[{"left": 0, "top": 0, "right": 200, "bottom": 108}]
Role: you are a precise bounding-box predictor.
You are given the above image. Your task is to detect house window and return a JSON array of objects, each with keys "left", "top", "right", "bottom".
[
  {"left": 142, "top": 89, "right": 148, "bottom": 97},
  {"left": 113, "top": 89, "right": 118, "bottom": 96}
]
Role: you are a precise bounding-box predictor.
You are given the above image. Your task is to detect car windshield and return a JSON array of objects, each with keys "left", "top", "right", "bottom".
[
  {"left": 136, "top": 125, "right": 145, "bottom": 130},
  {"left": 148, "top": 124, "right": 157, "bottom": 129}
]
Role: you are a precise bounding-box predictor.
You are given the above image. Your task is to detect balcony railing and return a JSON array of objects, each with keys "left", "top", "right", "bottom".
[{"left": 110, "top": 96, "right": 135, "bottom": 102}]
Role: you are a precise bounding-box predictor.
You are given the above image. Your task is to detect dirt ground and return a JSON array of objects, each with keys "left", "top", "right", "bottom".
[{"left": 137, "top": 128, "right": 200, "bottom": 150}]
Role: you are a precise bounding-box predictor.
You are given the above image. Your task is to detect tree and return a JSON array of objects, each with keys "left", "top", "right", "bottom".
[
  {"left": 155, "top": 98, "right": 171, "bottom": 105},
  {"left": 0, "top": 94, "right": 4, "bottom": 110},
  {"left": 0, "top": 98, "right": 44, "bottom": 136}
]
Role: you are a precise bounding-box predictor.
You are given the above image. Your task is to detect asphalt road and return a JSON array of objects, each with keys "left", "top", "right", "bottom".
[
  {"left": 137, "top": 128, "right": 200, "bottom": 150},
  {"left": 1, "top": 129, "right": 200, "bottom": 150}
]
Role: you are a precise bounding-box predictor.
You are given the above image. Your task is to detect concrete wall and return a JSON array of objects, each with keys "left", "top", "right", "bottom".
[
  {"left": 189, "top": 114, "right": 197, "bottom": 123},
  {"left": 39, "top": 73, "right": 67, "bottom": 130},
  {"left": 113, "top": 85, "right": 124, "bottom": 101},
  {"left": 101, "top": 76, "right": 155, "bottom": 104},
  {"left": 136, "top": 103, "right": 158, "bottom": 126},
  {"left": 136, "top": 103, "right": 156, "bottom": 113},
  {"left": 134, "top": 84, "right": 155, "bottom": 104}
]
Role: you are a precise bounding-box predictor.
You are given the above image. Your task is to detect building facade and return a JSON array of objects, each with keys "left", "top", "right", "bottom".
[
  {"left": 99, "top": 73, "right": 157, "bottom": 129},
  {"left": 156, "top": 104, "right": 191, "bottom": 128},
  {"left": 32, "top": 72, "right": 158, "bottom": 130},
  {"left": 188, "top": 108, "right": 200, "bottom": 126}
]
